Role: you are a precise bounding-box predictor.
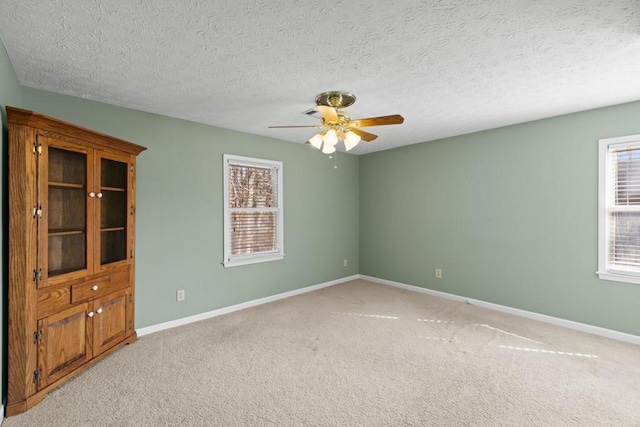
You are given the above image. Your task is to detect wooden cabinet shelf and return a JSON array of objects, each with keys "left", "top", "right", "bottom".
[
  {"left": 49, "top": 182, "right": 85, "bottom": 189},
  {"left": 49, "top": 229, "right": 86, "bottom": 236},
  {"left": 101, "top": 186, "right": 126, "bottom": 192},
  {"left": 7, "top": 107, "right": 146, "bottom": 416}
]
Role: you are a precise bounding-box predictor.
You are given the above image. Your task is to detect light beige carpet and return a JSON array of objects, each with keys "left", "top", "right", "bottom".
[{"left": 5, "top": 279, "right": 640, "bottom": 426}]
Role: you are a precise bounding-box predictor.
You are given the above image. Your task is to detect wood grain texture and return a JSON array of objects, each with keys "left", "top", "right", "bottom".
[
  {"left": 36, "top": 285, "right": 71, "bottom": 319},
  {"left": 7, "top": 107, "right": 146, "bottom": 155},
  {"left": 7, "top": 107, "right": 145, "bottom": 416},
  {"left": 93, "top": 288, "right": 130, "bottom": 355},
  {"left": 71, "top": 266, "right": 130, "bottom": 303},
  {"left": 38, "top": 303, "right": 92, "bottom": 388},
  {"left": 129, "top": 157, "right": 137, "bottom": 335},
  {"left": 38, "top": 135, "right": 94, "bottom": 288},
  {"left": 8, "top": 123, "right": 38, "bottom": 403},
  {"left": 95, "top": 150, "right": 132, "bottom": 270}
]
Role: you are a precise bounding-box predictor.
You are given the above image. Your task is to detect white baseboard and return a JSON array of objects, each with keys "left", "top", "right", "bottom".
[
  {"left": 1, "top": 404, "right": 4, "bottom": 425},
  {"left": 137, "top": 273, "right": 640, "bottom": 346},
  {"left": 137, "top": 275, "right": 359, "bottom": 337},
  {"left": 360, "top": 275, "right": 640, "bottom": 346}
]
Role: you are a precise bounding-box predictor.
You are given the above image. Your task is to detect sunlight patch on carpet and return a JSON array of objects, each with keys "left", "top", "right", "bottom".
[
  {"left": 417, "top": 319, "right": 454, "bottom": 324},
  {"left": 419, "top": 336, "right": 453, "bottom": 342},
  {"left": 499, "top": 345, "right": 598, "bottom": 358},
  {"left": 332, "top": 312, "right": 399, "bottom": 319},
  {"left": 476, "top": 323, "right": 546, "bottom": 345}
]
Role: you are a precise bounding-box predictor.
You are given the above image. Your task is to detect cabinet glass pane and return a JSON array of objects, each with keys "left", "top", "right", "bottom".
[
  {"left": 48, "top": 148, "right": 87, "bottom": 277},
  {"left": 101, "top": 158, "right": 127, "bottom": 189},
  {"left": 101, "top": 191, "right": 126, "bottom": 229},
  {"left": 100, "top": 230, "right": 126, "bottom": 265},
  {"left": 49, "top": 148, "right": 86, "bottom": 185},
  {"left": 48, "top": 187, "right": 86, "bottom": 231},
  {"left": 48, "top": 234, "right": 87, "bottom": 276},
  {"left": 100, "top": 158, "right": 128, "bottom": 265}
]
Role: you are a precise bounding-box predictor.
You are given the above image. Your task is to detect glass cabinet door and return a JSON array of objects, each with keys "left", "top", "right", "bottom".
[
  {"left": 98, "top": 156, "right": 129, "bottom": 266},
  {"left": 43, "top": 142, "right": 92, "bottom": 283}
]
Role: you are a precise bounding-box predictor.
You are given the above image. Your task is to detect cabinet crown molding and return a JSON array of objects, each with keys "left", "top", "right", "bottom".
[{"left": 7, "top": 106, "right": 147, "bottom": 155}]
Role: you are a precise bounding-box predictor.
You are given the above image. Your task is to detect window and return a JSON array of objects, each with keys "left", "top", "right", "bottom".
[
  {"left": 598, "top": 134, "right": 640, "bottom": 284},
  {"left": 223, "top": 154, "right": 284, "bottom": 267}
]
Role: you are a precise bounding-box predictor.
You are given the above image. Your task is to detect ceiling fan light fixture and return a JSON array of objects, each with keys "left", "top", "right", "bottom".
[
  {"left": 323, "top": 129, "right": 338, "bottom": 146},
  {"left": 269, "top": 91, "right": 403, "bottom": 159},
  {"left": 308, "top": 132, "right": 324, "bottom": 149},
  {"left": 322, "top": 142, "right": 337, "bottom": 154},
  {"left": 343, "top": 130, "right": 361, "bottom": 151}
]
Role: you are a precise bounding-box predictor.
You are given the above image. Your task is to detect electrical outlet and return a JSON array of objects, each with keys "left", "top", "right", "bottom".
[
  {"left": 435, "top": 268, "right": 442, "bottom": 279},
  {"left": 343, "top": 259, "right": 348, "bottom": 267},
  {"left": 176, "top": 289, "right": 185, "bottom": 301}
]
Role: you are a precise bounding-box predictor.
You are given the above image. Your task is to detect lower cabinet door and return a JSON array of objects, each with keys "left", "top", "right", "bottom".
[
  {"left": 93, "top": 288, "right": 131, "bottom": 356},
  {"left": 37, "top": 303, "right": 92, "bottom": 389}
]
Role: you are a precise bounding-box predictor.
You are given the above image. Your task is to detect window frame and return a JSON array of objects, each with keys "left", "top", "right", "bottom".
[
  {"left": 597, "top": 134, "right": 640, "bottom": 284},
  {"left": 223, "top": 154, "right": 284, "bottom": 268}
]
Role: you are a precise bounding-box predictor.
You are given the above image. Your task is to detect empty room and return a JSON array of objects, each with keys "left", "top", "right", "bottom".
[{"left": 1, "top": 1, "right": 640, "bottom": 426}]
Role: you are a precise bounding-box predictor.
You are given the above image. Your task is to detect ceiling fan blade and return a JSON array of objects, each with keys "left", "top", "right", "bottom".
[
  {"left": 317, "top": 105, "right": 339, "bottom": 122},
  {"left": 347, "top": 114, "right": 404, "bottom": 127},
  {"left": 350, "top": 128, "right": 378, "bottom": 142},
  {"left": 268, "top": 125, "right": 322, "bottom": 128}
]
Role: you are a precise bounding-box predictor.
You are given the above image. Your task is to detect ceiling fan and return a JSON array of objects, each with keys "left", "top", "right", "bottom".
[{"left": 269, "top": 91, "right": 404, "bottom": 154}]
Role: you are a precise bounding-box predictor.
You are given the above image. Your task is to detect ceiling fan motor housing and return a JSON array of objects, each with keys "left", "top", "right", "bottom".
[{"left": 315, "top": 91, "right": 356, "bottom": 109}]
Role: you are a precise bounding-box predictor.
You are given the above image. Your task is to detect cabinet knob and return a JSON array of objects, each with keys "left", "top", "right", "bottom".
[
  {"left": 96, "top": 308, "right": 103, "bottom": 314},
  {"left": 88, "top": 192, "right": 96, "bottom": 198},
  {"left": 91, "top": 285, "right": 99, "bottom": 291},
  {"left": 87, "top": 311, "right": 95, "bottom": 318},
  {"left": 97, "top": 192, "right": 103, "bottom": 198}
]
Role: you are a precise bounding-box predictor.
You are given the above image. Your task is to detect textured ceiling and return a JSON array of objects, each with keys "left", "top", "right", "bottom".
[{"left": 0, "top": 0, "right": 639, "bottom": 154}]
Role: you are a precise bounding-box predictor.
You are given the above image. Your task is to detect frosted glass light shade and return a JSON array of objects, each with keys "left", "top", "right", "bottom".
[
  {"left": 322, "top": 142, "right": 337, "bottom": 154},
  {"left": 343, "top": 131, "right": 361, "bottom": 151},
  {"left": 323, "top": 129, "right": 338, "bottom": 146},
  {"left": 308, "top": 133, "right": 323, "bottom": 149}
]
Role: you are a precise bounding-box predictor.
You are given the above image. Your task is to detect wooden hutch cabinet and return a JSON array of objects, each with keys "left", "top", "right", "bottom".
[{"left": 7, "top": 107, "right": 146, "bottom": 416}]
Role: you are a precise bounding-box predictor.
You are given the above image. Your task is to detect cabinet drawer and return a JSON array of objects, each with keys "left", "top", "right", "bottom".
[
  {"left": 38, "top": 286, "right": 72, "bottom": 319},
  {"left": 71, "top": 268, "right": 130, "bottom": 303}
]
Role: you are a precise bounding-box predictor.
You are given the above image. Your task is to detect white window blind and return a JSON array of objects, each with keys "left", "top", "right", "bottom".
[
  {"left": 598, "top": 134, "right": 640, "bottom": 284},
  {"left": 223, "top": 154, "right": 284, "bottom": 267}
]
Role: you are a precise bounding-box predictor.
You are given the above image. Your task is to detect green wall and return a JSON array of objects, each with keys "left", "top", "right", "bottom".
[
  {"left": 21, "top": 87, "right": 360, "bottom": 328},
  {"left": 3, "top": 35, "right": 640, "bottom": 362},
  {"left": 0, "top": 38, "right": 23, "bottom": 411},
  {"left": 360, "top": 101, "right": 640, "bottom": 336}
]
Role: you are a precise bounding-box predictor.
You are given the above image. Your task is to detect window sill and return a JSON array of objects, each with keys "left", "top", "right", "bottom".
[
  {"left": 223, "top": 253, "right": 285, "bottom": 268},
  {"left": 597, "top": 270, "right": 640, "bottom": 285}
]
